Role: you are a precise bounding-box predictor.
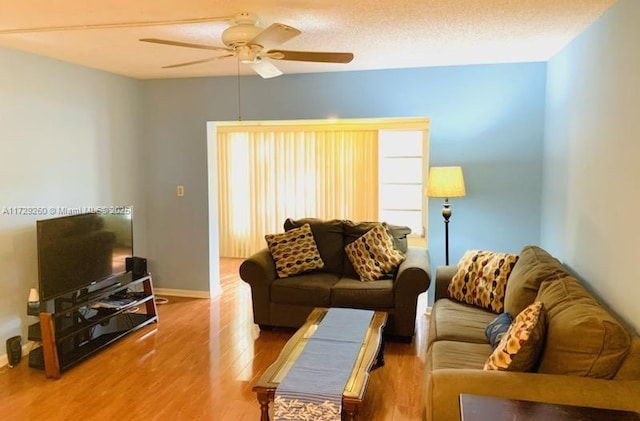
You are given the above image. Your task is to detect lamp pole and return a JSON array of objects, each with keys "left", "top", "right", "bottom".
[{"left": 442, "top": 198, "right": 452, "bottom": 265}]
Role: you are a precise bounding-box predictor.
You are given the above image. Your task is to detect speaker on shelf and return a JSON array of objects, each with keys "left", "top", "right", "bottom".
[
  {"left": 126, "top": 256, "right": 148, "bottom": 279},
  {"left": 6, "top": 335, "right": 22, "bottom": 368}
]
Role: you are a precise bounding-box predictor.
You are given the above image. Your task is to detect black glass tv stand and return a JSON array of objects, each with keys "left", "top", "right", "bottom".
[{"left": 28, "top": 273, "right": 158, "bottom": 379}]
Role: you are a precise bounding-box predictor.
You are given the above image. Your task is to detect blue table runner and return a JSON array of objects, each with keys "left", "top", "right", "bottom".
[{"left": 274, "top": 308, "right": 375, "bottom": 420}]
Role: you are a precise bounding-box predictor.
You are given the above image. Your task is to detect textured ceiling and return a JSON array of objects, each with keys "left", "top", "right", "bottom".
[{"left": 0, "top": 0, "right": 617, "bottom": 80}]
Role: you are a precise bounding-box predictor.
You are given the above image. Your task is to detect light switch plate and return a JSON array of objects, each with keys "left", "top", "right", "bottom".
[{"left": 177, "top": 185, "right": 184, "bottom": 197}]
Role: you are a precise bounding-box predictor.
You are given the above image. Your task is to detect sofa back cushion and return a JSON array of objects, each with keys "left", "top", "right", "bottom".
[
  {"left": 343, "top": 220, "right": 410, "bottom": 278},
  {"left": 615, "top": 336, "right": 640, "bottom": 380},
  {"left": 504, "top": 246, "right": 567, "bottom": 317},
  {"left": 535, "top": 276, "right": 631, "bottom": 379},
  {"left": 284, "top": 218, "right": 345, "bottom": 274}
]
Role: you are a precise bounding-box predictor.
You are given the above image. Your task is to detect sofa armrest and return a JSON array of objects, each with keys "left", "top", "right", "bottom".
[
  {"left": 239, "top": 248, "right": 277, "bottom": 325},
  {"left": 239, "top": 248, "right": 277, "bottom": 286},
  {"left": 424, "top": 369, "right": 640, "bottom": 421},
  {"left": 393, "top": 247, "right": 431, "bottom": 337},
  {"left": 435, "top": 265, "right": 458, "bottom": 301},
  {"left": 396, "top": 247, "right": 431, "bottom": 294}
]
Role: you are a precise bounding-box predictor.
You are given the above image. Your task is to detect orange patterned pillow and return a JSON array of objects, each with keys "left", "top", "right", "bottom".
[
  {"left": 344, "top": 224, "right": 406, "bottom": 282},
  {"left": 265, "top": 223, "right": 325, "bottom": 278},
  {"left": 484, "top": 301, "right": 546, "bottom": 372},
  {"left": 448, "top": 250, "right": 519, "bottom": 313}
]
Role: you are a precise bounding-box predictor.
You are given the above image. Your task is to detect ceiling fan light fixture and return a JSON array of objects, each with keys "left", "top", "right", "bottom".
[{"left": 237, "top": 44, "right": 261, "bottom": 63}]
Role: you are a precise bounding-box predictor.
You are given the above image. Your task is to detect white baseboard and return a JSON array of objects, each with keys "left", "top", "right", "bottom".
[
  {"left": 0, "top": 341, "right": 37, "bottom": 369},
  {"left": 154, "top": 288, "right": 211, "bottom": 299}
]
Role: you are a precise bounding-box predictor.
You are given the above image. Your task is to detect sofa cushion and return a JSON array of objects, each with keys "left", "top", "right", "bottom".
[
  {"left": 448, "top": 250, "right": 519, "bottom": 313},
  {"left": 429, "top": 299, "right": 497, "bottom": 345},
  {"left": 485, "top": 312, "right": 513, "bottom": 350},
  {"left": 484, "top": 301, "right": 546, "bottom": 372},
  {"left": 270, "top": 272, "right": 340, "bottom": 307},
  {"left": 504, "top": 245, "right": 567, "bottom": 317},
  {"left": 429, "top": 341, "right": 493, "bottom": 371},
  {"left": 343, "top": 220, "right": 411, "bottom": 278},
  {"left": 265, "top": 223, "right": 325, "bottom": 278},
  {"left": 344, "top": 224, "right": 406, "bottom": 282},
  {"left": 331, "top": 277, "right": 394, "bottom": 308},
  {"left": 284, "top": 218, "right": 345, "bottom": 274},
  {"left": 535, "top": 276, "right": 631, "bottom": 379}
]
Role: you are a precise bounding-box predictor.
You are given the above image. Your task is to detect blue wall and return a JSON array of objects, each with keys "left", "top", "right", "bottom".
[
  {"left": 0, "top": 48, "right": 144, "bottom": 357},
  {"left": 142, "top": 62, "right": 547, "bottom": 302},
  {"left": 542, "top": 0, "right": 640, "bottom": 331}
]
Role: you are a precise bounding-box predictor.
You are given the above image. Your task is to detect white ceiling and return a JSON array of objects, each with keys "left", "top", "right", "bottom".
[{"left": 0, "top": 0, "right": 617, "bottom": 80}]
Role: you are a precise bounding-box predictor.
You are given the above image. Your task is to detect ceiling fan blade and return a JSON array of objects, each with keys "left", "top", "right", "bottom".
[
  {"left": 250, "top": 23, "right": 301, "bottom": 49},
  {"left": 250, "top": 59, "right": 283, "bottom": 79},
  {"left": 162, "top": 55, "right": 234, "bottom": 69},
  {"left": 0, "top": 15, "right": 233, "bottom": 35},
  {"left": 140, "top": 38, "right": 231, "bottom": 52},
  {"left": 267, "top": 50, "right": 354, "bottom": 63}
]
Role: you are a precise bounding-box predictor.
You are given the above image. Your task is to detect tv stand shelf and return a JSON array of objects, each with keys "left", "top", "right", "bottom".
[{"left": 30, "top": 274, "right": 158, "bottom": 379}]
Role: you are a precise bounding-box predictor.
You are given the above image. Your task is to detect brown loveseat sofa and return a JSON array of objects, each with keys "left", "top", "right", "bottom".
[
  {"left": 240, "top": 218, "right": 431, "bottom": 339},
  {"left": 423, "top": 245, "right": 640, "bottom": 420}
]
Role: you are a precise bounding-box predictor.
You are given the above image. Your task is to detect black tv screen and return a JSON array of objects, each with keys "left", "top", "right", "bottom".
[{"left": 37, "top": 210, "right": 133, "bottom": 301}]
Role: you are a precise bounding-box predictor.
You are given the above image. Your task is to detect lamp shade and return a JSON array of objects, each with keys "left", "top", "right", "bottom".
[{"left": 427, "top": 166, "right": 466, "bottom": 198}]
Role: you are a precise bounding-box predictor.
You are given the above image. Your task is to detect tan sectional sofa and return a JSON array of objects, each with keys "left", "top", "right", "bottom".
[{"left": 423, "top": 245, "right": 640, "bottom": 421}]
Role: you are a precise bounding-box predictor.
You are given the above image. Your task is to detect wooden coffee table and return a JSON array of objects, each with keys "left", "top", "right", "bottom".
[{"left": 253, "top": 307, "right": 387, "bottom": 421}]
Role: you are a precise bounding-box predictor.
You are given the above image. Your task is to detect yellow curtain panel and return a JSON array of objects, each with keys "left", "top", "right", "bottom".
[{"left": 217, "top": 127, "right": 379, "bottom": 258}]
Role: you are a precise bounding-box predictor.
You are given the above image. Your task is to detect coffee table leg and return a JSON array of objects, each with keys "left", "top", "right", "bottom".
[
  {"left": 343, "top": 403, "right": 359, "bottom": 420},
  {"left": 257, "top": 391, "right": 271, "bottom": 421}
]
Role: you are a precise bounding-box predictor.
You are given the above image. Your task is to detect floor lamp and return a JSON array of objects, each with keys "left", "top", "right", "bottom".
[{"left": 427, "top": 166, "right": 466, "bottom": 265}]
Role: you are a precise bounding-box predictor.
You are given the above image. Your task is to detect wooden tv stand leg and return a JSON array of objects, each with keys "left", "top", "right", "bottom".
[
  {"left": 39, "top": 312, "right": 61, "bottom": 379},
  {"left": 143, "top": 277, "right": 158, "bottom": 319}
]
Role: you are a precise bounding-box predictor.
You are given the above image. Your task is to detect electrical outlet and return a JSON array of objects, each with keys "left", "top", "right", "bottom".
[{"left": 176, "top": 185, "right": 184, "bottom": 197}]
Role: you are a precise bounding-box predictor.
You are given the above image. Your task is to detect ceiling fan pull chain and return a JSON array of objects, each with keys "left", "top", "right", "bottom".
[{"left": 237, "top": 57, "right": 242, "bottom": 122}]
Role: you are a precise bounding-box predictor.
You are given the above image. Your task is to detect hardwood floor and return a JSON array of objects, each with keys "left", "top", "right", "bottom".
[{"left": 0, "top": 258, "right": 429, "bottom": 420}]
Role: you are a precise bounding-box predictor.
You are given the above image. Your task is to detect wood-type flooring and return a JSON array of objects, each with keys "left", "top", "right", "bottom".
[{"left": 0, "top": 258, "right": 429, "bottom": 420}]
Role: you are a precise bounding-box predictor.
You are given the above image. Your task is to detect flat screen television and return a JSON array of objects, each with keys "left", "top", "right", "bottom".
[{"left": 36, "top": 210, "right": 133, "bottom": 301}]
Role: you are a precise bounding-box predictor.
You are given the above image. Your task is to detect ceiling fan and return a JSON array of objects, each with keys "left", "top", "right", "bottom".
[{"left": 140, "top": 12, "right": 354, "bottom": 78}]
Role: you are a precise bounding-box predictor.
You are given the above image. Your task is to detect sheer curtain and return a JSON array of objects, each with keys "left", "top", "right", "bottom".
[{"left": 217, "top": 126, "right": 379, "bottom": 258}]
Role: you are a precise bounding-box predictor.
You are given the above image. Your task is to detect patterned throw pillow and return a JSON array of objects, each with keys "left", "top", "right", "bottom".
[
  {"left": 344, "top": 224, "right": 406, "bottom": 282},
  {"left": 265, "top": 223, "right": 325, "bottom": 278},
  {"left": 448, "top": 250, "right": 519, "bottom": 313},
  {"left": 485, "top": 312, "right": 513, "bottom": 350},
  {"left": 484, "top": 301, "right": 546, "bottom": 372}
]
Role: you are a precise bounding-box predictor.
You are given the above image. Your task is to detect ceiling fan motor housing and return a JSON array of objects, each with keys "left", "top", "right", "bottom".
[{"left": 222, "top": 24, "right": 263, "bottom": 48}]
